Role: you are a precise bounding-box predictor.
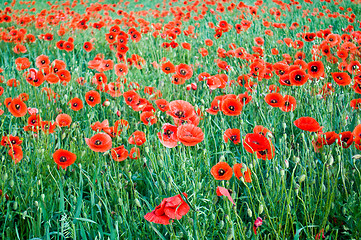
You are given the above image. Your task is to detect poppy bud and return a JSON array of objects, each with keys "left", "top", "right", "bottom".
[
  {"left": 299, "top": 174, "right": 306, "bottom": 183},
  {"left": 145, "top": 147, "right": 149, "bottom": 153},
  {"left": 329, "top": 156, "right": 334, "bottom": 166},
  {"left": 13, "top": 201, "right": 18, "bottom": 210},
  {"left": 134, "top": 198, "right": 141, "bottom": 208},
  {"left": 294, "top": 156, "right": 300, "bottom": 164},
  {"left": 219, "top": 220, "right": 224, "bottom": 229},
  {"left": 247, "top": 208, "right": 252, "bottom": 217},
  {"left": 285, "top": 160, "right": 289, "bottom": 169},
  {"left": 9, "top": 180, "right": 14, "bottom": 188},
  {"left": 258, "top": 204, "right": 264, "bottom": 215},
  {"left": 186, "top": 85, "right": 191, "bottom": 91},
  {"left": 322, "top": 184, "right": 326, "bottom": 192},
  {"left": 295, "top": 188, "right": 299, "bottom": 195},
  {"left": 3, "top": 172, "right": 8, "bottom": 181},
  {"left": 191, "top": 83, "right": 197, "bottom": 90},
  {"left": 103, "top": 100, "right": 110, "bottom": 107},
  {"left": 116, "top": 110, "right": 121, "bottom": 117},
  {"left": 268, "top": 178, "right": 273, "bottom": 187},
  {"left": 41, "top": 194, "right": 45, "bottom": 202},
  {"left": 280, "top": 169, "right": 285, "bottom": 177}
]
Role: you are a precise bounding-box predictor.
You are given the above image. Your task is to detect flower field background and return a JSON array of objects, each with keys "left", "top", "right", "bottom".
[{"left": 0, "top": 0, "right": 361, "bottom": 239}]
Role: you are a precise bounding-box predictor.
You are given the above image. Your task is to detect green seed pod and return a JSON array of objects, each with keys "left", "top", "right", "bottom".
[
  {"left": 34, "top": 201, "right": 38, "bottom": 207},
  {"left": 219, "top": 220, "right": 224, "bottom": 229},
  {"left": 134, "top": 198, "right": 141, "bottom": 208},
  {"left": 41, "top": 194, "right": 45, "bottom": 202},
  {"left": 9, "top": 179, "right": 14, "bottom": 188},
  {"left": 13, "top": 201, "right": 18, "bottom": 210},
  {"left": 258, "top": 204, "right": 264, "bottom": 215},
  {"left": 299, "top": 174, "right": 306, "bottom": 184},
  {"left": 247, "top": 208, "right": 252, "bottom": 218}
]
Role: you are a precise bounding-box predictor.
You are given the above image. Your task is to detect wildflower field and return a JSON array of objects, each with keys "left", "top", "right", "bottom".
[{"left": 1, "top": 0, "right": 361, "bottom": 239}]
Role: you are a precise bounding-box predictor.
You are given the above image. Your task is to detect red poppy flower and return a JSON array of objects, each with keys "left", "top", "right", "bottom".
[
  {"left": 85, "top": 133, "right": 112, "bottom": 152},
  {"left": 256, "top": 142, "right": 276, "bottom": 160},
  {"left": 175, "top": 64, "right": 193, "bottom": 80},
  {"left": 68, "top": 97, "right": 83, "bottom": 111},
  {"left": 114, "top": 63, "right": 128, "bottom": 77},
  {"left": 161, "top": 61, "right": 175, "bottom": 74},
  {"left": 216, "top": 186, "right": 235, "bottom": 205},
  {"left": 265, "top": 93, "right": 284, "bottom": 107},
  {"left": 206, "top": 96, "right": 223, "bottom": 115},
  {"left": 221, "top": 96, "right": 242, "bottom": 116},
  {"left": 177, "top": 124, "right": 204, "bottom": 146},
  {"left": 167, "top": 100, "right": 195, "bottom": 121},
  {"left": 140, "top": 111, "right": 157, "bottom": 125},
  {"left": 83, "top": 42, "right": 93, "bottom": 52},
  {"left": 85, "top": 90, "right": 101, "bottom": 107},
  {"left": 243, "top": 133, "right": 270, "bottom": 153},
  {"left": 123, "top": 90, "right": 140, "bottom": 106},
  {"left": 289, "top": 69, "right": 309, "bottom": 86},
  {"left": 223, "top": 129, "right": 241, "bottom": 144},
  {"left": 158, "top": 124, "right": 178, "bottom": 148},
  {"left": 128, "top": 131, "right": 146, "bottom": 146},
  {"left": 294, "top": 117, "right": 322, "bottom": 132},
  {"left": 144, "top": 193, "right": 190, "bottom": 225},
  {"left": 41, "top": 121, "right": 57, "bottom": 134},
  {"left": 331, "top": 72, "right": 351, "bottom": 86},
  {"left": 53, "top": 149, "right": 76, "bottom": 169},
  {"left": 129, "top": 147, "right": 140, "bottom": 159},
  {"left": 337, "top": 131, "right": 353, "bottom": 148},
  {"left": 281, "top": 95, "right": 297, "bottom": 112},
  {"left": 155, "top": 99, "right": 170, "bottom": 112},
  {"left": 8, "top": 98, "right": 27, "bottom": 117},
  {"left": 1, "top": 135, "right": 22, "bottom": 147},
  {"left": 8, "top": 145, "right": 23, "bottom": 164},
  {"left": 233, "top": 163, "right": 252, "bottom": 182},
  {"left": 56, "top": 114, "right": 72, "bottom": 127},
  {"left": 308, "top": 61, "right": 324, "bottom": 79},
  {"left": 36, "top": 55, "right": 50, "bottom": 68},
  {"left": 319, "top": 131, "right": 338, "bottom": 145},
  {"left": 111, "top": 145, "right": 129, "bottom": 162},
  {"left": 211, "top": 162, "right": 233, "bottom": 180}
]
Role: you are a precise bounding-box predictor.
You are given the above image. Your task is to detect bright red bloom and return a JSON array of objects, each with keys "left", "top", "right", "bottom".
[
  {"left": 158, "top": 124, "right": 178, "bottom": 148},
  {"left": 85, "top": 133, "right": 112, "bottom": 152},
  {"left": 294, "top": 117, "right": 322, "bottom": 132},
  {"left": 53, "top": 149, "right": 76, "bottom": 169}
]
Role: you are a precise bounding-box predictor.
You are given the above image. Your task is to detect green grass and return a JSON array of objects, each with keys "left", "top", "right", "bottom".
[{"left": 0, "top": 0, "right": 361, "bottom": 239}]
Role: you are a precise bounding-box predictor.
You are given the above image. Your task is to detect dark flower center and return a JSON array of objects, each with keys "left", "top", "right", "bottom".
[
  {"left": 230, "top": 135, "right": 237, "bottom": 142},
  {"left": 59, "top": 156, "right": 67, "bottom": 162},
  {"left": 15, "top": 104, "right": 20, "bottom": 110},
  {"left": 295, "top": 75, "right": 301, "bottom": 81},
  {"left": 165, "top": 129, "right": 172, "bottom": 137},
  {"left": 270, "top": 99, "right": 277, "bottom": 103},
  {"left": 218, "top": 169, "right": 225, "bottom": 176},
  {"left": 95, "top": 140, "right": 102, "bottom": 145},
  {"left": 311, "top": 66, "right": 318, "bottom": 72},
  {"left": 89, "top": 96, "right": 94, "bottom": 101},
  {"left": 175, "top": 111, "right": 185, "bottom": 118},
  {"left": 228, "top": 105, "right": 235, "bottom": 111},
  {"left": 165, "top": 67, "right": 170, "bottom": 71},
  {"left": 180, "top": 69, "right": 186, "bottom": 75},
  {"left": 279, "top": 70, "right": 285, "bottom": 75}
]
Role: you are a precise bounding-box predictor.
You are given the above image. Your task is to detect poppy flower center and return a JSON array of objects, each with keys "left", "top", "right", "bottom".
[
  {"left": 343, "top": 137, "right": 349, "bottom": 142},
  {"left": 59, "top": 156, "right": 67, "bottom": 162},
  {"left": 15, "top": 104, "right": 20, "bottom": 110},
  {"left": 133, "top": 34, "right": 137, "bottom": 38},
  {"left": 127, "top": 97, "right": 133, "bottom": 102},
  {"left": 218, "top": 169, "right": 225, "bottom": 176},
  {"left": 352, "top": 65, "right": 358, "bottom": 70},
  {"left": 337, "top": 76, "right": 342, "bottom": 80},
  {"left": 258, "top": 150, "right": 267, "bottom": 155},
  {"left": 285, "top": 101, "right": 290, "bottom": 107},
  {"left": 31, "top": 119, "right": 36, "bottom": 124},
  {"left": 41, "top": 60, "right": 45, "bottom": 64},
  {"left": 54, "top": 68, "right": 58, "bottom": 73},
  {"left": 284, "top": 79, "right": 290, "bottom": 84},
  {"left": 180, "top": 69, "right": 186, "bottom": 75},
  {"left": 279, "top": 70, "right": 285, "bottom": 75},
  {"left": 175, "top": 111, "right": 185, "bottom": 118},
  {"left": 270, "top": 100, "right": 277, "bottom": 103},
  {"left": 295, "top": 75, "right": 301, "bottom": 81},
  {"left": 228, "top": 105, "right": 235, "bottom": 111},
  {"left": 11, "top": 140, "right": 16, "bottom": 144},
  {"left": 165, "top": 129, "right": 172, "bottom": 137},
  {"left": 73, "top": 103, "right": 78, "bottom": 107},
  {"left": 230, "top": 135, "right": 237, "bottom": 142},
  {"left": 95, "top": 140, "right": 102, "bottom": 145},
  {"left": 159, "top": 104, "right": 165, "bottom": 108},
  {"left": 89, "top": 96, "right": 94, "bottom": 101},
  {"left": 105, "top": 64, "right": 109, "bottom": 67},
  {"left": 311, "top": 66, "right": 318, "bottom": 72},
  {"left": 165, "top": 67, "right": 170, "bottom": 71},
  {"left": 213, "top": 106, "right": 219, "bottom": 110}
]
